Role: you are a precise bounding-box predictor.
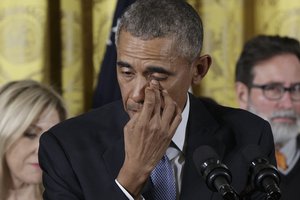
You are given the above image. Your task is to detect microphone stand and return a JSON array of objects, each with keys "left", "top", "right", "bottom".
[{"left": 218, "top": 184, "right": 240, "bottom": 200}]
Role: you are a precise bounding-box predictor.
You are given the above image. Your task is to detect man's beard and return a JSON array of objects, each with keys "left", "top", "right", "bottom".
[{"left": 248, "top": 105, "right": 300, "bottom": 145}]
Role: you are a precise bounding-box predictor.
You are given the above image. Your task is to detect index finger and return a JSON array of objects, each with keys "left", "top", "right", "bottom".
[{"left": 139, "top": 86, "right": 156, "bottom": 122}]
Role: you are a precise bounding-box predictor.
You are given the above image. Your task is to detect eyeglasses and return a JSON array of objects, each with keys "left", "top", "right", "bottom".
[{"left": 250, "top": 83, "right": 300, "bottom": 101}]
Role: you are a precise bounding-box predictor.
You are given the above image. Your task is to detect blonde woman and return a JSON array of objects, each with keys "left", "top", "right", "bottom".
[{"left": 0, "top": 80, "right": 66, "bottom": 200}]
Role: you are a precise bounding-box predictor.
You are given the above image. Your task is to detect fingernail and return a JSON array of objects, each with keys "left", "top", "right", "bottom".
[
  {"left": 151, "top": 79, "right": 159, "bottom": 86},
  {"left": 162, "top": 89, "right": 168, "bottom": 95}
]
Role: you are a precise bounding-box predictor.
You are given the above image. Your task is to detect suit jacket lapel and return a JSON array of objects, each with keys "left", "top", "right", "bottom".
[
  {"left": 101, "top": 106, "right": 152, "bottom": 195},
  {"left": 100, "top": 104, "right": 125, "bottom": 176},
  {"left": 180, "top": 95, "right": 226, "bottom": 200},
  {"left": 102, "top": 137, "right": 125, "bottom": 179}
]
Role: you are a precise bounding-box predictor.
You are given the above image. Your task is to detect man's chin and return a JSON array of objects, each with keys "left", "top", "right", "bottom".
[{"left": 271, "top": 122, "right": 300, "bottom": 145}]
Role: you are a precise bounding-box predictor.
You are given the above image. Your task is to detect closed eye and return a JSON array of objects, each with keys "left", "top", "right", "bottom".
[
  {"left": 145, "top": 66, "right": 173, "bottom": 82},
  {"left": 23, "top": 126, "right": 41, "bottom": 140},
  {"left": 148, "top": 74, "right": 168, "bottom": 81},
  {"left": 119, "top": 68, "right": 135, "bottom": 79},
  {"left": 122, "top": 71, "right": 133, "bottom": 75},
  {"left": 23, "top": 132, "right": 38, "bottom": 140}
]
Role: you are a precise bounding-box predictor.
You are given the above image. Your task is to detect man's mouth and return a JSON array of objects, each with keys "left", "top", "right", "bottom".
[{"left": 271, "top": 116, "right": 297, "bottom": 124}]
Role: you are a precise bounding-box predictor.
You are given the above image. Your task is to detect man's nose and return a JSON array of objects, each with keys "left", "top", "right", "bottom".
[{"left": 131, "top": 77, "right": 148, "bottom": 102}]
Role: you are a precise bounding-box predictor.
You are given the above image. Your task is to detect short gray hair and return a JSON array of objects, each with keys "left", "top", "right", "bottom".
[{"left": 115, "top": 0, "right": 203, "bottom": 62}]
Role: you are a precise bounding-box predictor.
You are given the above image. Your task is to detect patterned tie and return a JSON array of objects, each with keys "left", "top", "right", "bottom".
[
  {"left": 275, "top": 150, "right": 288, "bottom": 170},
  {"left": 144, "top": 155, "right": 176, "bottom": 200}
]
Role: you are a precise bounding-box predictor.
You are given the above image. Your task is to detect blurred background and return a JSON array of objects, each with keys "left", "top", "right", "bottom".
[{"left": 0, "top": 0, "right": 299, "bottom": 117}]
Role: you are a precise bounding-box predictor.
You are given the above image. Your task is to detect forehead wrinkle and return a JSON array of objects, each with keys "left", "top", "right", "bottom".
[
  {"left": 122, "top": 44, "right": 173, "bottom": 60},
  {"left": 119, "top": 32, "right": 177, "bottom": 58}
]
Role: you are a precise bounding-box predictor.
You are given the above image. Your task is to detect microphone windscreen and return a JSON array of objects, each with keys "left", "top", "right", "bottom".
[{"left": 193, "top": 145, "right": 219, "bottom": 166}]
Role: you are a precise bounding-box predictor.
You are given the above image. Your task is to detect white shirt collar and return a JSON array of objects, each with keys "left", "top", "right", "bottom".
[{"left": 172, "top": 94, "right": 190, "bottom": 152}]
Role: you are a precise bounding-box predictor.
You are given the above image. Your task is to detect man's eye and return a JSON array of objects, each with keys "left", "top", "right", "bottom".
[
  {"left": 122, "top": 71, "right": 133, "bottom": 76},
  {"left": 149, "top": 75, "right": 168, "bottom": 81},
  {"left": 266, "top": 84, "right": 281, "bottom": 91},
  {"left": 120, "top": 70, "right": 134, "bottom": 78}
]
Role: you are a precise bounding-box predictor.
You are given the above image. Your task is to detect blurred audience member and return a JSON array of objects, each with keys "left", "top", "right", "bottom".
[
  {"left": 0, "top": 80, "right": 66, "bottom": 200},
  {"left": 235, "top": 35, "right": 300, "bottom": 199}
]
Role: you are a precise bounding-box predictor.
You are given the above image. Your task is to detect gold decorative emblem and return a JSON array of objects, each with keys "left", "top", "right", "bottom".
[{"left": 0, "top": 6, "right": 45, "bottom": 65}]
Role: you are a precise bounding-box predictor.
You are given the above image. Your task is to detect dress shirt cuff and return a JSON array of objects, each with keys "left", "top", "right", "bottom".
[{"left": 115, "top": 179, "right": 145, "bottom": 200}]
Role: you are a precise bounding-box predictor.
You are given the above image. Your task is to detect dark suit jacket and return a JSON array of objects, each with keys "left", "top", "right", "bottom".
[
  {"left": 279, "top": 137, "right": 300, "bottom": 200},
  {"left": 39, "top": 94, "right": 276, "bottom": 200}
]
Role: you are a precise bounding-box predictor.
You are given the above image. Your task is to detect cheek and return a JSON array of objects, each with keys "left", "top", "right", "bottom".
[
  {"left": 118, "top": 76, "right": 130, "bottom": 96},
  {"left": 5, "top": 140, "right": 42, "bottom": 184},
  {"left": 5, "top": 144, "right": 24, "bottom": 175},
  {"left": 119, "top": 85, "right": 129, "bottom": 101},
  {"left": 164, "top": 86, "right": 188, "bottom": 111},
  {"left": 293, "top": 103, "right": 300, "bottom": 115},
  {"left": 249, "top": 93, "right": 275, "bottom": 115}
]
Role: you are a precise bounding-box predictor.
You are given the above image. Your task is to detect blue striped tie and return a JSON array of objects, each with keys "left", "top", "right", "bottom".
[{"left": 144, "top": 155, "right": 176, "bottom": 200}]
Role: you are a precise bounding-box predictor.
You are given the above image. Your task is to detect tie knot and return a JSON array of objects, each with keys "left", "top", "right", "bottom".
[
  {"left": 275, "top": 150, "right": 288, "bottom": 171},
  {"left": 166, "top": 146, "right": 180, "bottom": 161}
]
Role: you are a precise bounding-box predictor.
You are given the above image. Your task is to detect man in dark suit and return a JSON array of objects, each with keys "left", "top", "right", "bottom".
[
  {"left": 39, "top": 0, "right": 276, "bottom": 199},
  {"left": 235, "top": 35, "right": 300, "bottom": 200}
]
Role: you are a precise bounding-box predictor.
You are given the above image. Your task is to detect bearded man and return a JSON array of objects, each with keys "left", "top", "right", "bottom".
[{"left": 235, "top": 35, "right": 300, "bottom": 200}]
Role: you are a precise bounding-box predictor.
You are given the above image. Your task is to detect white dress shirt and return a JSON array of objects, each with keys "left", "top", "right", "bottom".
[{"left": 116, "top": 94, "right": 190, "bottom": 200}]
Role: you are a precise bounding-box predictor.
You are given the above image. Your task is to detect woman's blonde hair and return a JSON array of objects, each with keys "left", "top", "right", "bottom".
[{"left": 0, "top": 80, "right": 66, "bottom": 199}]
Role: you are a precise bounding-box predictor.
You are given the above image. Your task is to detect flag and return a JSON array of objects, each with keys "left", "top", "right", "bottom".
[{"left": 93, "top": 0, "right": 135, "bottom": 108}]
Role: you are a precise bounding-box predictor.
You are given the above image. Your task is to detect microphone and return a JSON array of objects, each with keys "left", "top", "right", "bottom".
[
  {"left": 241, "top": 145, "right": 281, "bottom": 200},
  {"left": 193, "top": 145, "right": 239, "bottom": 200}
]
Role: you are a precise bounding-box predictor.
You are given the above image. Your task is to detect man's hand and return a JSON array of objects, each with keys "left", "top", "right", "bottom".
[{"left": 117, "top": 79, "right": 182, "bottom": 198}]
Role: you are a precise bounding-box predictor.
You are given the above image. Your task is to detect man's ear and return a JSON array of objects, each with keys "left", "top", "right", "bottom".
[
  {"left": 235, "top": 82, "right": 250, "bottom": 109},
  {"left": 191, "top": 54, "right": 212, "bottom": 85}
]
